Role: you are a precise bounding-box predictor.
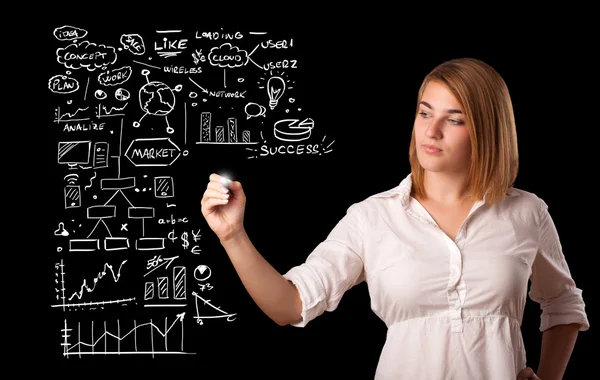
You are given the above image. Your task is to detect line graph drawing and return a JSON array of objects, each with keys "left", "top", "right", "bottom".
[
  {"left": 61, "top": 313, "right": 192, "bottom": 357},
  {"left": 67, "top": 260, "right": 127, "bottom": 301},
  {"left": 52, "top": 259, "right": 135, "bottom": 311}
]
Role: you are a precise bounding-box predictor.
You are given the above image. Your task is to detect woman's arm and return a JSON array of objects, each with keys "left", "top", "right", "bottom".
[{"left": 535, "top": 322, "right": 580, "bottom": 380}]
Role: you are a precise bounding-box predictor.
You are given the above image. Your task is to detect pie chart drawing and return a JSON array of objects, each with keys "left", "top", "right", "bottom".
[{"left": 194, "top": 265, "right": 212, "bottom": 281}]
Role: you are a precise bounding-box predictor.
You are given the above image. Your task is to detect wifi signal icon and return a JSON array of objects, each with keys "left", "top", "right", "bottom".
[{"left": 64, "top": 174, "right": 79, "bottom": 185}]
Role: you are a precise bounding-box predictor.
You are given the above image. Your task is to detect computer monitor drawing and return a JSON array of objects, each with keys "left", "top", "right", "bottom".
[{"left": 58, "top": 141, "right": 91, "bottom": 168}]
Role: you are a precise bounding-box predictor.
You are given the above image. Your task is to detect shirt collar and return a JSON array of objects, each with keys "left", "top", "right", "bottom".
[{"left": 371, "top": 172, "right": 491, "bottom": 209}]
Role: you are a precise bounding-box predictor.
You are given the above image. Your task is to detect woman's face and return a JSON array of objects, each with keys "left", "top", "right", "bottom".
[{"left": 413, "top": 81, "right": 472, "bottom": 175}]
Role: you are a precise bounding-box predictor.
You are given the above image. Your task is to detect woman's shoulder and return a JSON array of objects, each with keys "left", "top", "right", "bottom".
[{"left": 499, "top": 186, "right": 547, "bottom": 224}]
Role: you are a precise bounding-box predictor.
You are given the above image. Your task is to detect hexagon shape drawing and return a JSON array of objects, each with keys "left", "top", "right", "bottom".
[{"left": 125, "top": 137, "right": 181, "bottom": 167}]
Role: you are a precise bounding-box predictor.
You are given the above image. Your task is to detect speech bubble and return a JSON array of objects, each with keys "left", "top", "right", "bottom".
[
  {"left": 98, "top": 66, "right": 132, "bottom": 86},
  {"left": 245, "top": 102, "right": 266, "bottom": 119},
  {"left": 53, "top": 25, "right": 88, "bottom": 41},
  {"left": 120, "top": 34, "right": 145, "bottom": 55},
  {"left": 57, "top": 41, "right": 117, "bottom": 71},
  {"left": 48, "top": 75, "right": 79, "bottom": 94},
  {"left": 208, "top": 43, "right": 248, "bottom": 68}
]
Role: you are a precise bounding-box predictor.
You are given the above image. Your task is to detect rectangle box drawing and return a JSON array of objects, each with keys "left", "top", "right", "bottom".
[
  {"left": 216, "top": 126, "right": 224, "bottom": 143},
  {"left": 243, "top": 130, "right": 251, "bottom": 143},
  {"left": 173, "top": 266, "right": 186, "bottom": 300},
  {"left": 200, "top": 112, "right": 211, "bottom": 142},
  {"left": 64, "top": 185, "right": 81, "bottom": 208},
  {"left": 227, "top": 118, "right": 237, "bottom": 143},
  {"left": 154, "top": 177, "right": 174, "bottom": 198},
  {"left": 158, "top": 277, "right": 168, "bottom": 299},
  {"left": 93, "top": 142, "right": 109, "bottom": 168},
  {"left": 69, "top": 239, "right": 100, "bottom": 251},
  {"left": 136, "top": 238, "right": 165, "bottom": 251},
  {"left": 128, "top": 207, "right": 155, "bottom": 219},
  {"left": 104, "top": 237, "right": 130, "bottom": 251},
  {"left": 87, "top": 205, "right": 116, "bottom": 219},
  {"left": 144, "top": 282, "right": 154, "bottom": 300},
  {"left": 101, "top": 177, "right": 136, "bottom": 190}
]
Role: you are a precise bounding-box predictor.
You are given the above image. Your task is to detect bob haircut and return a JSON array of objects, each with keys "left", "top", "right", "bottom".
[{"left": 408, "top": 57, "right": 519, "bottom": 206}]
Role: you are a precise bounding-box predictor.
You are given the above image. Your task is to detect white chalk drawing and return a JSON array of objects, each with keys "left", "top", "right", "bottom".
[
  {"left": 192, "top": 292, "right": 236, "bottom": 326},
  {"left": 244, "top": 102, "right": 266, "bottom": 119},
  {"left": 208, "top": 43, "right": 248, "bottom": 68},
  {"left": 193, "top": 265, "right": 211, "bottom": 282},
  {"left": 96, "top": 103, "right": 128, "bottom": 118},
  {"left": 93, "top": 142, "right": 109, "bottom": 169},
  {"left": 155, "top": 30, "right": 187, "bottom": 58},
  {"left": 56, "top": 41, "right": 117, "bottom": 72},
  {"left": 120, "top": 33, "right": 145, "bottom": 55},
  {"left": 48, "top": 75, "right": 79, "bottom": 94},
  {"left": 273, "top": 118, "right": 314, "bottom": 142},
  {"left": 266, "top": 76, "right": 285, "bottom": 110},
  {"left": 125, "top": 137, "right": 181, "bottom": 167},
  {"left": 53, "top": 25, "right": 88, "bottom": 41},
  {"left": 94, "top": 89, "right": 107, "bottom": 100},
  {"left": 58, "top": 140, "right": 91, "bottom": 169},
  {"left": 51, "top": 259, "right": 135, "bottom": 311},
  {"left": 55, "top": 222, "right": 70, "bottom": 237},
  {"left": 115, "top": 88, "right": 130, "bottom": 101},
  {"left": 61, "top": 313, "right": 191, "bottom": 356},
  {"left": 85, "top": 172, "right": 96, "bottom": 190},
  {"left": 68, "top": 260, "right": 127, "bottom": 301},
  {"left": 98, "top": 66, "right": 132, "bottom": 86},
  {"left": 154, "top": 176, "right": 174, "bottom": 198},
  {"left": 54, "top": 106, "right": 90, "bottom": 123},
  {"left": 134, "top": 69, "right": 182, "bottom": 133},
  {"left": 49, "top": 28, "right": 334, "bottom": 359},
  {"left": 196, "top": 112, "right": 257, "bottom": 145},
  {"left": 143, "top": 257, "right": 187, "bottom": 305}
]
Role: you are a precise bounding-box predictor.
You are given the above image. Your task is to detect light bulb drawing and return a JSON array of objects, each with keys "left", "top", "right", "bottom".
[
  {"left": 266, "top": 76, "right": 285, "bottom": 110},
  {"left": 134, "top": 69, "right": 182, "bottom": 134}
]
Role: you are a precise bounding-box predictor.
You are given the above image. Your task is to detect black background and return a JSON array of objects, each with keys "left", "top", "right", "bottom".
[{"left": 44, "top": 21, "right": 594, "bottom": 378}]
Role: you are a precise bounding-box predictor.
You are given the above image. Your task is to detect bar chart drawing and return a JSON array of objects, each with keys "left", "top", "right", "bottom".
[
  {"left": 196, "top": 112, "right": 258, "bottom": 145},
  {"left": 144, "top": 266, "right": 187, "bottom": 304},
  {"left": 61, "top": 313, "right": 193, "bottom": 357}
]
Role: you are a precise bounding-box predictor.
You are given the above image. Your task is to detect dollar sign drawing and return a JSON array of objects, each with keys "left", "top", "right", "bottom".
[{"left": 182, "top": 231, "right": 189, "bottom": 250}]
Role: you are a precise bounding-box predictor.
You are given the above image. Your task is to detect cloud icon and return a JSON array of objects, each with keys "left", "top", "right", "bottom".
[
  {"left": 245, "top": 102, "right": 266, "bottom": 119},
  {"left": 53, "top": 25, "right": 88, "bottom": 41},
  {"left": 48, "top": 75, "right": 79, "bottom": 94},
  {"left": 208, "top": 43, "right": 248, "bottom": 68},
  {"left": 56, "top": 41, "right": 117, "bottom": 71}
]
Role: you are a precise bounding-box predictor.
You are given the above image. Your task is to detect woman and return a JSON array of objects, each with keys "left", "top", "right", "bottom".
[{"left": 200, "top": 58, "right": 590, "bottom": 379}]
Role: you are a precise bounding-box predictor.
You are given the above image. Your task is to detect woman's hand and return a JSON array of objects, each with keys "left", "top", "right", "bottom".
[
  {"left": 200, "top": 173, "right": 246, "bottom": 242},
  {"left": 517, "top": 367, "right": 542, "bottom": 380}
]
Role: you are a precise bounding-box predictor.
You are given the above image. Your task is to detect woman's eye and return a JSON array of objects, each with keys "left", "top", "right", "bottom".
[
  {"left": 449, "top": 119, "right": 464, "bottom": 125},
  {"left": 418, "top": 111, "right": 429, "bottom": 117}
]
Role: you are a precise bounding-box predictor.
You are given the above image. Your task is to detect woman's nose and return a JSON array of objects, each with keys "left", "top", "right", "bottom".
[{"left": 425, "top": 119, "right": 443, "bottom": 137}]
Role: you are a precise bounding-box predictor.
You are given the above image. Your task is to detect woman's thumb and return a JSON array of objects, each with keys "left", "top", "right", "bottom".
[{"left": 517, "top": 367, "right": 534, "bottom": 379}]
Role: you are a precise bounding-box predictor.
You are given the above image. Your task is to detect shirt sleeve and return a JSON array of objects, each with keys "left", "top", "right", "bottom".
[
  {"left": 282, "top": 203, "right": 366, "bottom": 327},
  {"left": 528, "top": 197, "right": 590, "bottom": 332}
]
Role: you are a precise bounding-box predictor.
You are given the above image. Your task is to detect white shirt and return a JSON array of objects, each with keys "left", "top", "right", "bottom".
[{"left": 282, "top": 172, "right": 590, "bottom": 379}]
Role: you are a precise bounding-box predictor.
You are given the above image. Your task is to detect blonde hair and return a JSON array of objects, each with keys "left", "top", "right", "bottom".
[{"left": 408, "top": 57, "right": 519, "bottom": 205}]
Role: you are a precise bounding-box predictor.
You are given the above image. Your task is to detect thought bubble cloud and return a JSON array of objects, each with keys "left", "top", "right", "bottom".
[
  {"left": 208, "top": 43, "right": 248, "bottom": 68},
  {"left": 56, "top": 41, "right": 117, "bottom": 71},
  {"left": 98, "top": 66, "right": 132, "bottom": 86},
  {"left": 120, "top": 34, "right": 145, "bottom": 55},
  {"left": 53, "top": 25, "right": 88, "bottom": 41},
  {"left": 245, "top": 102, "right": 266, "bottom": 119},
  {"left": 48, "top": 75, "right": 79, "bottom": 94}
]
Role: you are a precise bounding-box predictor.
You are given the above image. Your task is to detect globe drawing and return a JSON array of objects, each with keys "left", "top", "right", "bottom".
[{"left": 139, "top": 81, "right": 175, "bottom": 116}]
